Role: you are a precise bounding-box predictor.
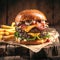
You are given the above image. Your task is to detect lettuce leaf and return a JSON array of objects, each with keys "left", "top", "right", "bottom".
[{"left": 14, "top": 32, "right": 19, "bottom": 38}]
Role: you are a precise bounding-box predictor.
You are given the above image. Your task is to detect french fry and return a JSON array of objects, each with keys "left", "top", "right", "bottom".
[
  {"left": 0, "top": 35, "right": 3, "bottom": 40},
  {"left": 3, "top": 35, "right": 15, "bottom": 41},
  {"left": 1, "top": 25, "right": 15, "bottom": 29},
  {"left": 9, "top": 31, "right": 15, "bottom": 35},
  {"left": 0, "top": 29, "right": 15, "bottom": 35},
  {"left": 0, "top": 23, "right": 16, "bottom": 41},
  {"left": 11, "top": 22, "right": 15, "bottom": 27},
  {"left": 4, "top": 29, "right": 15, "bottom": 32},
  {"left": 0, "top": 32, "right": 4, "bottom": 35},
  {"left": 5, "top": 29, "right": 15, "bottom": 35},
  {"left": 4, "top": 32, "right": 9, "bottom": 36},
  {"left": 0, "top": 28, "right": 5, "bottom": 32}
]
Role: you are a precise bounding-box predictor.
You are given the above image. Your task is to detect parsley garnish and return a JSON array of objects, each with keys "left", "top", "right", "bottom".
[{"left": 14, "top": 32, "right": 19, "bottom": 38}]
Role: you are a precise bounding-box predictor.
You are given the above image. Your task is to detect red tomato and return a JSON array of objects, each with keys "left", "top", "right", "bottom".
[{"left": 46, "top": 39, "right": 50, "bottom": 42}]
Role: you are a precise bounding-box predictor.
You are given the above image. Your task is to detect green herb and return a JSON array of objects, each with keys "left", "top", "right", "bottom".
[
  {"left": 14, "top": 32, "right": 19, "bottom": 38},
  {"left": 43, "top": 33, "right": 50, "bottom": 39}
]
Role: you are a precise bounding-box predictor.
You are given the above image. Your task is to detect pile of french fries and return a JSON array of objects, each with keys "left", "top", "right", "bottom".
[{"left": 0, "top": 22, "right": 16, "bottom": 41}]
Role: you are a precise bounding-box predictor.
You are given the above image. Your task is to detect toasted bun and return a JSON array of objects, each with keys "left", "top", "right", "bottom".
[
  {"left": 15, "top": 9, "right": 47, "bottom": 23},
  {"left": 19, "top": 39, "right": 47, "bottom": 45}
]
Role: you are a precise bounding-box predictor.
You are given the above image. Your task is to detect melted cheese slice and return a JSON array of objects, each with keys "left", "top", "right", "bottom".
[
  {"left": 28, "top": 33, "right": 40, "bottom": 37},
  {"left": 22, "top": 25, "right": 36, "bottom": 32}
]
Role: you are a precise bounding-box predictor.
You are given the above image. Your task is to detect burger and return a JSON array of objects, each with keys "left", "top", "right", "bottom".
[{"left": 14, "top": 9, "right": 51, "bottom": 45}]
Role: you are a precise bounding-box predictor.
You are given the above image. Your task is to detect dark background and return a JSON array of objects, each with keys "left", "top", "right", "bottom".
[{"left": 0, "top": 0, "right": 60, "bottom": 30}]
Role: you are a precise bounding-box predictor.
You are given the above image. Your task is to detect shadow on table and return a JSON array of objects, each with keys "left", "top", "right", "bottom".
[{"left": 31, "top": 49, "right": 51, "bottom": 60}]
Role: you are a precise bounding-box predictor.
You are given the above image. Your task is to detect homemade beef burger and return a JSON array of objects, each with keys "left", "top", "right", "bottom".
[{"left": 14, "top": 9, "right": 55, "bottom": 44}]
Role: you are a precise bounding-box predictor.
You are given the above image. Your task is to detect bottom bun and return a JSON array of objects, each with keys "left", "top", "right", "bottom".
[{"left": 20, "top": 39, "right": 48, "bottom": 45}]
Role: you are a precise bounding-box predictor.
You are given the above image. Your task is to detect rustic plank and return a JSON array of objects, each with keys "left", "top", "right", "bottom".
[
  {"left": 36, "top": 0, "right": 54, "bottom": 26},
  {"left": 0, "top": 0, "right": 7, "bottom": 25},
  {"left": 0, "top": 56, "right": 20, "bottom": 60},
  {"left": 54, "top": 0, "right": 60, "bottom": 26},
  {"left": 0, "top": 0, "right": 60, "bottom": 26},
  {"left": 7, "top": 0, "right": 37, "bottom": 25},
  {"left": 7, "top": 0, "right": 55, "bottom": 26}
]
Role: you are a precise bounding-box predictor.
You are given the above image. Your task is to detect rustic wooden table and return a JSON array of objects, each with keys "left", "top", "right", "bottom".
[{"left": 0, "top": 42, "right": 60, "bottom": 60}]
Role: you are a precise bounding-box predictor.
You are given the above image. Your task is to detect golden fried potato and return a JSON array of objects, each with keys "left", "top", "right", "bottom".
[
  {"left": 0, "top": 35, "right": 3, "bottom": 40},
  {"left": 5, "top": 29, "right": 15, "bottom": 35},
  {"left": 11, "top": 22, "right": 15, "bottom": 27},
  {"left": 3, "top": 35, "right": 15, "bottom": 41},
  {"left": 0, "top": 28, "right": 5, "bottom": 32},
  {"left": 0, "top": 23, "right": 16, "bottom": 41},
  {"left": 1, "top": 25, "right": 15, "bottom": 29},
  {"left": 0, "top": 32, "right": 4, "bottom": 35},
  {"left": 4, "top": 32, "right": 9, "bottom": 35}
]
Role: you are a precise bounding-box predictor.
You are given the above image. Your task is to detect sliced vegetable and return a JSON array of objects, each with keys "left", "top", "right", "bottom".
[
  {"left": 36, "top": 35, "right": 41, "bottom": 40},
  {"left": 26, "top": 36, "right": 36, "bottom": 41}
]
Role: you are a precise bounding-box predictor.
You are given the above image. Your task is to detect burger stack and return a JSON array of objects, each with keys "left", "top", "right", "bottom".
[{"left": 15, "top": 9, "right": 59, "bottom": 45}]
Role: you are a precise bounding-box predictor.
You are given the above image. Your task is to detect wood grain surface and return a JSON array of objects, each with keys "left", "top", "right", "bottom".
[
  {"left": 0, "top": 0, "right": 60, "bottom": 36},
  {"left": 0, "top": 0, "right": 60, "bottom": 26}
]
